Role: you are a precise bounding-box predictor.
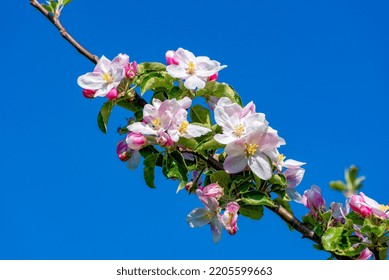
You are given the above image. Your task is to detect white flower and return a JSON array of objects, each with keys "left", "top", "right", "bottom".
[
  {"left": 77, "top": 54, "right": 129, "bottom": 97},
  {"left": 214, "top": 97, "right": 267, "bottom": 145},
  {"left": 166, "top": 48, "right": 227, "bottom": 90}
]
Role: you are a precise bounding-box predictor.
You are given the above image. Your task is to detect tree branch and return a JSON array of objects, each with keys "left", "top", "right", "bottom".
[
  {"left": 30, "top": 0, "right": 148, "bottom": 107},
  {"left": 30, "top": 0, "right": 99, "bottom": 64}
]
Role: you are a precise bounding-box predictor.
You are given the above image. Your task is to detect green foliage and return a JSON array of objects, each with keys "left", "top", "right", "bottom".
[
  {"left": 162, "top": 151, "right": 188, "bottom": 192},
  {"left": 210, "top": 170, "right": 231, "bottom": 189},
  {"left": 97, "top": 101, "right": 114, "bottom": 134},
  {"left": 43, "top": 0, "right": 72, "bottom": 16},
  {"left": 196, "top": 81, "right": 242, "bottom": 106},
  {"left": 190, "top": 104, "right": 212, "bottom": 127},
  {"left": 330, "top": 165, "right": 365, "bottom": 193},
  {"left": 143, "top": 153, "right": 162, "bottom": 188},
  {"left": 239, "top": 204, "right": 264, "bottom": 220},
  {"left": 241, "top": 191, "right": 274, "bottom": 207}
]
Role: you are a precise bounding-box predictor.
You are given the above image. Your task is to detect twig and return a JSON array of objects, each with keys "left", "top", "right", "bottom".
[
  {"left": 30, "top": 0, "right": 99, "bottom": 64},
  {"left": 30, "top": 0, "right": 148, "bottom": 107}
]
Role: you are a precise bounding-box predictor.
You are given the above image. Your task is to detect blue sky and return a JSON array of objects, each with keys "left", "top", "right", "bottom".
[{"left": 0, "top": 1, "right": 388, "bottom": 259}]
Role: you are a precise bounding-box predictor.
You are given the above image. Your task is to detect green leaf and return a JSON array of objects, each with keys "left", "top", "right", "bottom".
[
  {"left": 139, "top": 72, "right": 164, "bottom": 94},
  {"left": 143, "top": 153, "right": 161, "bottom": 188},
  {"left": 329, "top": 180, "right": 346, "bottom": 191},
  {"left": 137, "top": 62, "right": 166, "bottom": 74},
  {"left": 162, "top": 151, "right": 188, "bottom": 192},
  {"left": 345, "top": 165, "right": 365, "bottom": 192},
  {"left": 63, "top": 0, "right": 73, "bottom": 6},
  {"left": 190, "top": 104, "right": 212, "bottom": 127},
  {"left": 241, "top": 191, "right": 274, "bottom": 207},
  {"left": 196, "top": 81, "right": 242, "bottom": 106},
  {"left": 321, "top": 227, "right": 345, "bottom": 252},
  {"left": 360, "top": 218, "right": 387, "bottom": 237},
  {"left": 210, "top": 170, "right": 230, "bottom": 189},
  {"left": 320, "top": 210, "right": 333, "bottom": 223},
  {"left": 239, "top": 204, "right": 264, "bottom": 220},
  {"left": 97, "top": 101, "right": 114, "bottom": 134},
  {"left": 195, "top": 138, "right": 225, "bottom": 154},
  {"left": 269, "top": 174, "right": 287, "bottom": 186},
  {"left": 116, "top": 99, "right": 143, "bottom": 112},
  {"left": 177, "top": 137, "right": 198, "bottom": 150}
]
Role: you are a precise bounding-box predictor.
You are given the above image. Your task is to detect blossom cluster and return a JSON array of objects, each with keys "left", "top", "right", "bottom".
[{"left": 76, "top": 47, "right": 388, "bottom": 259}]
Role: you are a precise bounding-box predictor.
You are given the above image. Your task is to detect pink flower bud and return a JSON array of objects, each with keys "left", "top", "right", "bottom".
[
  {"left": 116, "top": 140, "right": 130, "bottom": 162},
  {"left": 208, "top": 72, "right": 218, "bottom": 82},
  {"left": 302, "top": 185, "right": 326, "bottom": 215},
  {"left": 125, "top": 61, "right": 138, "bottom": 78},
  {"left": 350, "top": 194, "right": 373, "bottom": 218},
  {"left": 106, "top": 88, "right": 118, "bottom": 100},
  {"left": 221, "top": 201, "right": 240, "bottom": 235},
  {"left": 126, "top": 132, "right": 147, "bottom": 150},
  {"left": 165, "top": 50, "right": 179, "bottom": 65},
  {"left": 201, "top": 183, "right": 224, "bottom": 199},
  {"left": 82, "top": 88, "right": 96, "bottom": 98},
  {"left": 155, "top": 131, "right": 174, "bottom": 147}
]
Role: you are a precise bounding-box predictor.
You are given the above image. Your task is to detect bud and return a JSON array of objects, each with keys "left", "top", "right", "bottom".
[
  {"left": 82, "top": 88, "right": 96, "bottom": 98},
  {"left": 201, "top": 183, "right": 224, "bottom": 199},
  {"left": 208, "top": 72, "right": 218, "bottom": 82},
  {"left": 165, "top": 50, "right": 179, "bottom": 65},
  {"left": 302, "top": 185, "right": 326, "bottom": 215},
  {"left": 126, "top": 132, "right": 148, "bottom": 150},
  {"left": 349, "top": 193, "right": 374, "bottom": 218},
  {"left": 125, "top": 61, "right": 138, "bottom": 78},
  {"left": 221, "top": 202, "right": 240, "bottom": 235},
  {"left": 116, "top": 140, "right": 130, "bottom": 162},
  {"left": 106, "top": 88, "right": 118, "bottom": 100}
]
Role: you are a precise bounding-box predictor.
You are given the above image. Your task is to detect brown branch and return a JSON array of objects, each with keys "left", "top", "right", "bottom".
[
  {"left": 30, "top": 0, "right": 99, "bottom": 64},
  {"left": 266, "top": 204, "right": 322, "bottom": 244},
  {"left": 30, "top": 0, "right": 148, "bottom": 107}
]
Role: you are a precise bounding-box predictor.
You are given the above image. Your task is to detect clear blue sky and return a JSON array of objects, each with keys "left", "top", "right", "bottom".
[{"left": 0, "top": 1, "right": 388, "bottom": 259}]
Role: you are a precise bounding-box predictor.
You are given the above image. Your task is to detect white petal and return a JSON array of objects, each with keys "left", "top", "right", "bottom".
[
  {"left": 127, "top": 122, "right": 156, "bottom": 135},
  {"left": 166, "top": 64, "right": 190, "bottom": 79},
  {"left": 186, "top": 208, "right": 211, "bottom": 228},
  {"left": 183, "top": 124, "right": 211, "bottom": 138},
  {"left": 184, "top": 75, "right": 206, "bottom": 90},
  {"left": 77, "top": 72, "right": 105, "bottom": 89},
  {"left": 95, "top": 55, "right": 111, "bottom": 73},
  {"left": 174, "top": 48, "right": 195, "bottom": 64},
  {"left": 214, "top": 133, "right": 236, "bottom": 145},
  {"left": 224, "top": 154, "right": 247, "bottom": 174},
  {"left": 248, "top": 153, "right": 272, "bottom": 180},
  {"left": 178, "top": 97, "right": 192, "bottom": 109}
]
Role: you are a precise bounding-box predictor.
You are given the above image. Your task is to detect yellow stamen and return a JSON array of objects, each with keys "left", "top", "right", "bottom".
[
  {"left": 187, "top": 61, "right": 196, "bottom": 75},
  {"left": 233, "top": 124, "right": 245, "bottom": 138},
  {"left": 379, "top": 204, "right": 389, "bottom": 212},
  {"left": 205, "top": 211, "right": 216, "bottom": 220},
  {"left": 245, "top": 143, "right": 258, "bottom": 157},
  {"left": 103, "top": 72, "right": 114, "bottom": 84},
  {"left": 151, "top": 118, "right": 161, "bottom": 129},
  {"left": 179, "top": 121, "right": 189, "bottom": 134},
  {"left": 278, "top": 154, "right": 286, "bottom": 163}
]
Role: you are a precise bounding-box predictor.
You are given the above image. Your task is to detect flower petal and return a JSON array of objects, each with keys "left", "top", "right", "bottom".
[
  {"left": 248, "top": 152, "right": 272, "bottom": 180},
  {"left": 186, "top": 208, "right": 211, "bottom": 228}
]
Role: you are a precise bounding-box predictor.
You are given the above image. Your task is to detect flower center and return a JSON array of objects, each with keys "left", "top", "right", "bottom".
[
  {"left": 278, "top": 154, "right": 286, "bottom": 163},
  {"left": 233, "top": 124, "right": 245, "bottom": 138},
  {"left": 245, "top": 143, "right": 258, "bottom": 157},
  {"left": 187, "top": 61, "right": 196, "bottom": 75},
  {"left": 205, "top": 211, "right": 216, "bottom": 220},
  {"left": 151, "top": 117, "right": 161, "bottom": 129},
  {"left": 103, "top": 72, "right": 114, "bottom": 84},
  {"left": 179, "top": 121, "right": 189, "bottom": 134},
  {"left": 379, "top": 204, "right": 389, "bottom": 212}
]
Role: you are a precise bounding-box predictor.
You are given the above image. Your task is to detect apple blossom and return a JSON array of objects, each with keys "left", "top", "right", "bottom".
[
  {"left": 196, "top": 183, "right": 224, "bottom": 199},
  {"left": 82, "top": 88, "right": 95, "bottom": 98},
  {"left": 302, "top": 185, "right": 326, "bottom": 216},
  {"left": 77, "top": 54, "right": 129, "bottom": 98},
  {"left": 125, "top": 61, "right": 137, "bottom": 78},
  {"left": 106, "top": 88, "right": 118, "bottom": 100},
  {"left": 165, "top": 50, "right": 178, "bottom": 65},
  {"left": 356, "top": 248, "right": 373, "bottom": 260},
  {"left": 223, "top": 127, "right": 285, "bottom": 180},
  {"left": 166, "top": 48, "right": 227, "bottom": 90},
  {"left": 330, "top": 201, "right": 350, "bottom": 223},
  {"left": 186, "top": 195, "right": 223, "bottom": 243},
  {"left": 214, "top": 97, "right": 266, "bottom": 145},
  {"left": 116, "top": 138, "right": 141, "bottom": 170},
  {"left": 350, "top": 192, "right": 389, "bottom": 219},
  {"left": 278, "top": 157, "right": 306, "bottom": 203},
  {"left": 126, "top": 132, "right": 148, "bottom": 150},
  {"left": 220, "top": 202, "right": 240, "bottom": 235}
]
